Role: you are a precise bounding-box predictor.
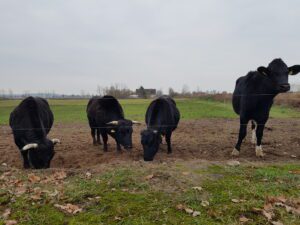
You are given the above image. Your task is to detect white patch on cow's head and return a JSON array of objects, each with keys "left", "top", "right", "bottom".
[
  {"left": 231, "top": 148, "right": 240, "bottom": 156},
  {"left": 255, "top": 145, "right": 264, "bottom": 157}
]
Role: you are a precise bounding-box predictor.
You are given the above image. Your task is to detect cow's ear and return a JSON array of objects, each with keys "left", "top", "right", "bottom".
[
  {"left": 257, "top": 66, "right": 269, "bottom": 76},
  {"left": 288, "top": 65, "right": 300, "bottom": 76}
]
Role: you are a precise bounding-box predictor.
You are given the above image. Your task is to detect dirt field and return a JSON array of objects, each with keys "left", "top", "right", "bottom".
[{"left": 1, "top": 119, "right": 299, "bottom": 169}]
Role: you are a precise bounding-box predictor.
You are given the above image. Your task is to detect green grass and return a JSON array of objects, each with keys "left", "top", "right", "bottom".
[
  {"left": 0, "top": 98, "right": 299, "bottom": 125},
  {"left": 1, "top": 163, "right": 299, "bottom": 225}
]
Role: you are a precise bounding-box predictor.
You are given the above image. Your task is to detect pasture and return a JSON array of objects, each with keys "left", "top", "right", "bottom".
[
  {"left": 0, "top": 98, "right": 299, "bottom": 125},
  {"left": 0, "top": 98, "right": 299, "bottom": 224}
]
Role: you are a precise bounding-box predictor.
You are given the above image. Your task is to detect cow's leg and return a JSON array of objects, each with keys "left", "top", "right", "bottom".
[
  {"left": 21, "top": 151, "right": 30, "bottom": 169},
  {"left": 101, "top": 131, "right": 108, "bottom": 152},
  {"left": 116, "top": 140, "right": 121, "bottom": 152},
  {"left": 251, "top": 120, "right": 257, "bottom": 144},
  {"left": 232, "top": 118, "right": 249, "bottom": 156},
  {"left": 255, "top": 123, "right": 265, "bottom": 157},
  {"left": 91, "top": 128, "right": 97, "bottom": 145},
  {"left": 96, "top": 128, "right": 102, "bottom": 145},
  {"left": 166, "top": 132, "right": 172, "bottom": 154}
]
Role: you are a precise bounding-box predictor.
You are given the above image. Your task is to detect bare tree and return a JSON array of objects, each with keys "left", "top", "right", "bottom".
[
  {"left": 181, "top": 84, "right": 190, "bottom": 95},
  {"left": 99, "top": 83, "right": 132, "bottom": 98},
  {"left": 156, "top": 88, "right": 163, "bottom": 97},
  {"left": 168, "top": 87, "right": 176, "bottom": 98}
]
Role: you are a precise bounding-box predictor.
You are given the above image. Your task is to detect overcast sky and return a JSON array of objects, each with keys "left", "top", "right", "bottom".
[{"left": 0, "top": 0, "right": 300, "bottom": 94}]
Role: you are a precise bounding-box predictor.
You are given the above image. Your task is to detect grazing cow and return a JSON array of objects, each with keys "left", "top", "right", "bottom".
[
  {"left": 87, "top": 95, "right": 140, "bottom": 151},
  {"left": 9, "top": 97, "right": 60, "bottom": 169},
  {"left": 141, "top": 96, "right": 180, "bottom": 161},
  {"left": 232, "top": 58, "right": 300, "bottom": 157}
]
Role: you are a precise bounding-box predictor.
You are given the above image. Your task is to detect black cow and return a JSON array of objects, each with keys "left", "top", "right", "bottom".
[
  {"left": 232, "top": 58, "right": 300, "bottom": 157},
  {"left": 9, "top": 97, "right": 60, "bottom": 169},
  {"left": 87, "top": 95, "right": 139, "bottom": 151},
  {"left": 141, "top": 96, "right": 180, "bottom": 161}
]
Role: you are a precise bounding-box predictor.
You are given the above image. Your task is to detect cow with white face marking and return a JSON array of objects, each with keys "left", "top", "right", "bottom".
[
  {"left": 141, "top": 96, "right": 180, "bottom": 161},
  {"left": 9, "top": 97, "right": 60, "bottom": 169},
  {"left": 87, "top": 95, "right": 140, "bottom": 152},
  {"left": 232, "top": 58, "right": 300, "bottom": 157}
]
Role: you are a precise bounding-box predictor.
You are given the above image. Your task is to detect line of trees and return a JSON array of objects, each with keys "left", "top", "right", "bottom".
[{"left": 2, "top": 83, "right": 299, "bottom": 100}]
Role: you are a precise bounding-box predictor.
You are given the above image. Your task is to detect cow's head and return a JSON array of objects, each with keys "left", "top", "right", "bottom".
[
  {"left": 22, "top": 139, "right": 60, "bottom": 169},
  {"left": 141, "top": 129, "right": 161, "bottom": 161},
  {"left": 107, "top": 120, "right": 140, "bottom": 150},
  {"left": 257, "top": 58, "right": 300, "bottom": 93}
]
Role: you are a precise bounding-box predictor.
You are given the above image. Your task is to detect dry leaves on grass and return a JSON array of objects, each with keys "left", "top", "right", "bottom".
[
  {"left": 176, "top": 204, "right": 200, "bottom": 217},
  {"left": 253, "top": 196, "right": 300, "bottom": 223},
  {"left": 54, "top": 203, "right": 82, "bottom": 215},
  {"left": 42, "top": 171, "right": 67, "bottom": 184}
]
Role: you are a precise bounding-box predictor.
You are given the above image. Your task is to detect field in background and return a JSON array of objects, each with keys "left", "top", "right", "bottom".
[{"left": 1, "top": 98, "right": 299, "bottom": 125}]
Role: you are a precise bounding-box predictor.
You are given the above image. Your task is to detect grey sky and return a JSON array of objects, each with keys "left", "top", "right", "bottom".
[{"left": 0, "top": 0, "right": 300, "bottom": 94}]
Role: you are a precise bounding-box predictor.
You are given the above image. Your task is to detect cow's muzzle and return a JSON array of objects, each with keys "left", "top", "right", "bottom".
[{"left": 279, "top": 84, "right": 290, "bottom": 92}]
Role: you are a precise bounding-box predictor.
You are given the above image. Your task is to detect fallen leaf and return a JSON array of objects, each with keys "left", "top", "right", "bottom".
[
  {"left": 192, "top": 186, "right": 203, "bottom": 191},
  {"left": 176, "top": 204, "right": 184, "bottom": 210},
  {"left": 231, "top": 199, "right": 240, "bottom": 203},
  {"left": 264, "top": 203, "right": 273, "bottom": 211},
  {"left": 14, "top": 186, "right": 27, "bottom": 196},
  {"left": 145, "top": 174, "right": 154, "bottom": 180},
  {"left": 201, "top": 200, "right": 210, "bottom": 207},
  {"left": 227, "top": 160, "right": 240, "bottom": 166},
  {"left": 28, "top": 174, "right": 41, "bottom": 183},
  {"left": 239, "top": 216, "right": 250, "bottom": 223},
  {"left": 54, "top": 203, "right": 82, "bottom": 214},
  {"left": 271, "top": 221, "right": 284, "bottom": 225},
  {"left": 5, "top": 220, "right": 17, "bottom": 225},
  {"left": 185, "top": 208, "right": 194, "bottom": 214},
  {"left": 2, "top": 208, "right": 11, "bottom": 219},
  {"left": 55, "top": 171, "right": 67, "bottom": 180},
  {"left": 262, "top": 210, "right": 274, "bottom": 221},
  {"left": 114, "top": 216, "right": 122, "bottom": 221},
  {"left": 289, "top": 170, "right": 300, "bottom": 175},
  {"left": 182, "top": 171, "right": 190, "bottom": 176},
  {"left": 85, "top": 172, "right": 92, "bottom": 179},
  {"left": 192, "top": 211, "right": 200, "bottom": 217}
]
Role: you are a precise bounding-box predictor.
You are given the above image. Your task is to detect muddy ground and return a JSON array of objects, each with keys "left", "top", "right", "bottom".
[{"left": 0, "top": 119, "right": 299, "bottom": 169}]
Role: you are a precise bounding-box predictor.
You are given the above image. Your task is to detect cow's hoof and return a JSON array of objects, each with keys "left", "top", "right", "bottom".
[
  {"left": 231, "top": 148, "right": 240, "bottom": 156},
  {"left": 255, "top": 146, "right": 264, "bottom": 157}
]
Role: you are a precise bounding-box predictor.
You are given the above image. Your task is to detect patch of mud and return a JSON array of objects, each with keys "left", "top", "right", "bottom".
[{"left": 0, "top": 119, "right": 299, "bottom": 169}]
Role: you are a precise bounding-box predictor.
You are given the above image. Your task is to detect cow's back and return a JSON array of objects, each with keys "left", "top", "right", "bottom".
[
  {"left": 87, "top": 96, "right": 124, "bottom": 126},
  {"left": 9, "top": 97, "right": 53, "bottom": 147},
  {"left": 232, "top": 72, "right": 276, "bottom": 119},
  {"left": 146, "top": 96, "right": 180, "bottom": 132}
]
